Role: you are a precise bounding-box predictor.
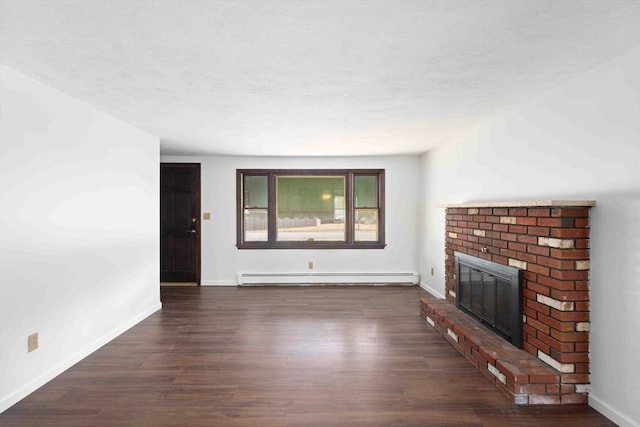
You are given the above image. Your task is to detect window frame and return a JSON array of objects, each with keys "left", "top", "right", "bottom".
[{"left": 236, "top": 169, "right": 385, "bottom": 249}]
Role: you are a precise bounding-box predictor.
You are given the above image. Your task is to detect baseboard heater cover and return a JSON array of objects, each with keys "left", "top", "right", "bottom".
[{"left": 236, "top": 272, "right": 420, "bottom": 286}]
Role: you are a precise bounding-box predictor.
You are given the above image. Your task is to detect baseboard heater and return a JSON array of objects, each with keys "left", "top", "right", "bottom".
[{"left": 236, "top": 272, "right": 420, "bottom": 286}]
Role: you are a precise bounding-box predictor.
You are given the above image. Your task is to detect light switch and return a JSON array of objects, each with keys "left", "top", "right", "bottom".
[{"left": 203, "top": 212, "right": 211, "bottom": 220}]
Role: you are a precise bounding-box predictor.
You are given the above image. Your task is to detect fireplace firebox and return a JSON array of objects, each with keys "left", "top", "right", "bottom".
[{"left": 454, "top": 251, "right": 523, "bottom": 348}]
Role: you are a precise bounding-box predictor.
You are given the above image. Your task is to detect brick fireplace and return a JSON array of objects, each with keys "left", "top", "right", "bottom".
[{"left": 421, "top": 200, "right": 595, "bottom": 405}]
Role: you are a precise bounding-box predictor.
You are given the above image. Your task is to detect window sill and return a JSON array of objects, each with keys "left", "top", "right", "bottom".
[{"left": 237, "top": 242, "right": 386, "bottom": 250}]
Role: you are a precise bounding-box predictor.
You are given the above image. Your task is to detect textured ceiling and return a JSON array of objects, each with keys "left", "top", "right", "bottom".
[{"left": 1, "top": 0, "right": 639, "bottom": 156}]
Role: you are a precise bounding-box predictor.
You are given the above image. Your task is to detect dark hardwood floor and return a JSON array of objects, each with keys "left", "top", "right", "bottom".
[{"left": 1, "top": 286, "right": 614, "bottom": 426}]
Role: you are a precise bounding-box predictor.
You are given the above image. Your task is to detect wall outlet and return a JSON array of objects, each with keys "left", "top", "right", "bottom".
[
  {"left": 308, "top": 261, "right": 314, "bottom": 270},
  {"left": 28, "top": 333, "right": 38, "bottom": 352}
]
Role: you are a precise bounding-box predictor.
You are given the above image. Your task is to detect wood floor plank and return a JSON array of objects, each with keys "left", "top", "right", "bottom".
[{"left": 0, "top": 286, "right": 615, "bottom": 426}]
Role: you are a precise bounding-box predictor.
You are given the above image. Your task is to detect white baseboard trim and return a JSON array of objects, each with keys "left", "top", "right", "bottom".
[
  {"left": 236, "top": 272, "right": 419, "bottom": 286},
  {"left": 0, "top": 302, "right": 162, "bottom": 414},
  {"left": 419, "top": 281, "right": 446, "bottom": 299},
  {"left": 589, "top": 393, "right": 638, "bottom": 427},
  {"left": 201, "top": 280, "right": 237, "bottom": 286}
]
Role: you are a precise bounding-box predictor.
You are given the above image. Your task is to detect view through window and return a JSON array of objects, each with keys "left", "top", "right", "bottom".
[{"left": 237, "top": 169, "right": 384, "bottom": 249}]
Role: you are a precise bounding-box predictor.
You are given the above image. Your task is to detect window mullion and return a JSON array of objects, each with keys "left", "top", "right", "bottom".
[
  {"left": 346, "top": 172, "right": 354, "bottom": 244},
  {"left": 268, "top": 173, "right": 277, "bottom": 244}
]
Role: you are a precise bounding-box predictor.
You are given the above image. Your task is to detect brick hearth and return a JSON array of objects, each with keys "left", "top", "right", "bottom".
[{"left": 425, "top": 200, "right": 595, "bottom": 405}]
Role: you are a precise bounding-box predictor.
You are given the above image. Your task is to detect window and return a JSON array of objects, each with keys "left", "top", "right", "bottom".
[{"left": 237, "top": 169, "right": 385, "bottom": 249}]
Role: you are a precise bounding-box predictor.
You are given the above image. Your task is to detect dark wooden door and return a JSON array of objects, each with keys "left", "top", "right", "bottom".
[{"left": 160, "top": 163, "right": 200, "bottom": 283}]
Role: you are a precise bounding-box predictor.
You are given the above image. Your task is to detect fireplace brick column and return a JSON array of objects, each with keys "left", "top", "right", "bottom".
[{"left": 440, "top": 200, "right": 594, "bottom": 404}]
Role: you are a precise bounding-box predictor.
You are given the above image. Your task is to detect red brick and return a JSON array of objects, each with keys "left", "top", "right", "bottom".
[
  {"left": 550, "top": 269, "right": 589, "bottom": 281},
  {"left": 561, "top": 394, "right": 588, "bottom": 404},
  {"left": 528, "top": 208, "right": 550, "bottom": 217},
  {"left": 508, "top": 242, "right": 527, "bottom": 253},
  {"left": 551, "top": 208, "right": 589, "bottom": 218},
  {"left": 575, "top": 218, "right": 589, "bottom": 228},
  {"left": 527, "top": 263, "right": 550, "bottom": 276},
  {"left": 522, "top": 289, "right": 537, "bottom": 301},
  {"left": 538, "top": 313, "right": 574, "bottom": 332},
  {"left": 523, "top": 324, "right": 537, "bottom": 337},
  {"left": 491, "top": 255, "right": 508, "bottom": 265},
  {"left": 492, "top": 239, "right": 508, "bottom": 249},
  {"left": 550, "top": 330, "right": 589, "bottom": 343},
  {"left": 478, "top": 346, "right": 499, "bottom": 365},
  {"left": 526, "top": 282, "right": 550, "bottom": 296},
  {"left": 537, "top": 217, "right": 563, "bottom": 227},
  {"left": 527, "top": 245, "right": 550, "bottom": 256},
  {"left": 478, "top": 237, "right": 492, "bottom": 246},
  {"left": 513, "top": 384, "right": 547, "bottom": 394},
  {"left": 561, "top": 373, "right": 589, "bottom": 384},
  {"left": 537, "top": 333, "right": 575, "bottom": 352},
  {"left": 479, "top": 208, "right": 492, "bottom": 215},
  {"left": 574, "top": 363, "right": 590, "bottom": 373},
  {"left": 486, "top": 215, "right": 500, "bottom": 223},
  {"left": 493, "top": 208, "right": 509, "bottom": 216},
  {"left": 500, "top": 233, "right": 518, "bottom": 242},
  {"left": 522, "top": 271, "right": 537, "bottom": 281},
  {"left": 519, "top": 252, "right": 538, "bottom": 264},
  {"left": 516, "top": 216, "right": 538, "bottom": 226},
  {"left": 560, "top": 384, "right": 577, "bottom": 394},
  {"left": 523, "top": 342, "right": 538, "bottom": 357},
  {"left": 575, "top": 301, "right": 590, "bottom": 311},
  {"left": 528, "top": 226, "right": 550, "bottom": 236},
  {"left": 550, "top": 289, "right": 589, "bottom": 301},
  {"left": 575, "top": 342, "right": 589, "bottom": 352},
  {"left": 575, "top": 239, "right": 590, "bottom": 249},
  {"left": 550, "top": 228, "right": 590, "bottom": 238},
  {"left": 528, "top": 367, "right": 559, "bottom": 384},
  {"left": 575, "top": 281, "right": 589, "bottom": 291},
  {"left": 529, "top": 394, "right": 561, "bottom": 404},
  {"left": 546, "top": 384, "right": 561, "bottom": 394},
  {"left": 523, "top": 306, "right": 538, "bottom": 319},
  {"left": 526, "top": 336, "right": 550, "bottom": 354},
  {"left": 550, "top": 310, "right": 589, "bottom": 322},
  {"left": 500, "top": 248, "right": 517, "bottom": 258},
  {"left": 493, "top": 224, "right": 509, "bottom": 232},
  {"left": 496, "top": 360, "right": 530, "bottom": 383},
  {"left": 485, "top": 230, "right": 501, "bottom": 239},
  {"left": 548, "top": 249, "right": 589, "bottom": 260},
  {"left": 509, "top": 208, "right": 528, "bottom": 216},
  {"left": 526, "top": 317, "right": 551, "bottom": 335},
  {"left": 538, "top": 257, "right": 574, "bottom": 270},
  {"left": 527, "top": 300, "right": 551, "bottom": 315},
  {"left": 517, "top": 235, "right": 538, "bottom": 244},
  {"left": 509, "top": 224, "right": 528, "bottom": 234},
  {"left": 553, "top": 352, "right": 589, "bottom": 363},
  {"left": 537, "top": 275, "right": 575, "bottom": 291}
]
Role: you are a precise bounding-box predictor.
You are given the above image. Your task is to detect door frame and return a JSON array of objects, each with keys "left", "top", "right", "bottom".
[{"left": 160, "top": 162, "right": 201, "bottom": 284}]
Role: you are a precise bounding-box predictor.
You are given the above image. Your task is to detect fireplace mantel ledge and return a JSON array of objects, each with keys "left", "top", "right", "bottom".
[{"left": 439, "top": 200, "right": 596, "bottom": 208}]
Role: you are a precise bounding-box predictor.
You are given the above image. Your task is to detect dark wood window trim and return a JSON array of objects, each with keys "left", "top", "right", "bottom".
[{"left": 237, "top": 169, "right": 385, "bottom": 249}]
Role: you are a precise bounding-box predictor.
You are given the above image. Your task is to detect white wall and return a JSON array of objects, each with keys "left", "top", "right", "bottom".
[
  {"left": 0, "top": 66, "right": 161, "bottom": 412},
  {"left": 160, "top": 155, "right": 420, "bottom": 284},
  {"left": 418, "top": 47, "right": 640, "bottom": 426}
]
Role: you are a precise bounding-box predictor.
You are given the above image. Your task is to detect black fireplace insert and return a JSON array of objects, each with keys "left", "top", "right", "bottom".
[{"left": 454, "top": 252, "right": 523, "bottom": 348}]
